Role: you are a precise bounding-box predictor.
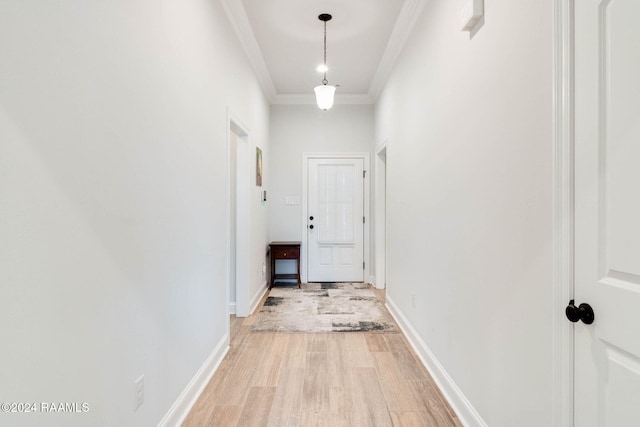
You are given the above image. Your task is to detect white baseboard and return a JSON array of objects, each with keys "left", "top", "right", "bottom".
[
  {"left": 249, "top": 281, "right": 269, "bottom": 315},
  {"left": 229, "top": 302, "right": 236, "bottom": 315},
  {"left": 158, "top": 334, "right": 230, "bottom": 427},
  {"left": 385, "top": 296, "right": 487, "bottom": 427}
]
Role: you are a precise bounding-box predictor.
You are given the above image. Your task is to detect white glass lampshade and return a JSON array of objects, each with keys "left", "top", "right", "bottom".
[{"left": 314, "top": 84, "right": 336, "bottom": 111}]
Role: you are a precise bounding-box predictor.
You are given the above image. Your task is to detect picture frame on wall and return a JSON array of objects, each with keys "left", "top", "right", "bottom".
[{"left": 256, "top": 147, "right": 263, "bottom": 186}]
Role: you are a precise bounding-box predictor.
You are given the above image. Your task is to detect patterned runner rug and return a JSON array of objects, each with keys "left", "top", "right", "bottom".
[{"left": 250, "top": 283, "right": 399, "bottom": 333}]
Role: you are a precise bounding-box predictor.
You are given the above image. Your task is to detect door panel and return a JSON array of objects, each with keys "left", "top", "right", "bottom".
[
  {"left": 307, "top": 158, "right": 364, "bottom": 282},
  {"left": 575, "top": 0, "right": 640, "bottom": 425}
]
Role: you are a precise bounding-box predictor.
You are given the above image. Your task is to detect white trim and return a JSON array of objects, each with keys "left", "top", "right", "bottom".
[
  {"left": 374, "top": 143, "right": 388, "bottom": 290},
  {"left": 229, "top": 302, "right": 236, "bottom": 315},
  {"left": 157, "top": 335, "right": 230, "bottom": 427},
  {"left": 249, "top": 281, "right": 269, "bottom": 315},
  {"left": 226, "top": 109, "right": 252, "bottom": 318},
  {"left": 271, "top": 94, "right": 374, "bottom": 106},
  {"left": 220, "top": 0, "right": 277, "bottom": 101},
  {"left": 368, "top": 0, "right": 427, "bottom": 101},
  {"left": 301, "top": 152, "right": 371, "bottom": 284},
  {"left": 385, "top": 297, "right": 487, "bottom": 427},
  {"left": 552, "top": 0, "right": 574, "bottom": 426}
]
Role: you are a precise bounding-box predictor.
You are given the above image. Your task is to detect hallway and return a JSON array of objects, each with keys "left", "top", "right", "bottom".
[
  {"left": 183, "top": 290, "right": 461, "bottom": 426},
  {"left": 0, "top": 1, "right": 579, "bottom": 425}
]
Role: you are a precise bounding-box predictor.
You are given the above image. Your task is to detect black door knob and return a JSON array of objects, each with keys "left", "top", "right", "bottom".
[
  {"left": 309, "top": 216, "right": 314, "bottom": 220},
  {"left": 309, "top": 224, "right": 314, "bottom": 229},
  {"left": 565, "top": 300, "right": 595, "bottom": 325}
]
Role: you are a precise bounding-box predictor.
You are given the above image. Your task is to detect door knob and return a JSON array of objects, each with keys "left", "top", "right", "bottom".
[
  {"left": 309, "top": 224, "right": 314, "bottom": 229},
  {"left": 565, "top": 300, "right": 595, "bottom": 325},
  {"left": 309, "top": 216, "right": 314, "bottom": 220}
]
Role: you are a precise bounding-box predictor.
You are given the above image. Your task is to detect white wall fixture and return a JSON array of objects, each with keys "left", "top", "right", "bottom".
[{"left": 460, "top": 0, "right": 484, "bottom": 31}]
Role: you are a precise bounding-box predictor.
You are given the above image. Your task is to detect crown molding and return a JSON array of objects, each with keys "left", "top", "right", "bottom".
[
  {"left": 272, "top": 93, "right": 374, "bottom": 106},
  {"left": 221, "top": 0, "right": 422, "bottom": 105},
  {"left": 220, "top": 0, "right": 277, "bottom": 101},
  {"left": 368, "top": 0, "right": 427, "bottom": 101}
]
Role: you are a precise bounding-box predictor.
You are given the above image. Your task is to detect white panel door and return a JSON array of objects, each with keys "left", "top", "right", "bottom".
[
  {"left": 307, "top": 158, "right": 364, "bottom": 282},
  {"left": 574, "top": 1, "right": 640, "bottom": 425}
]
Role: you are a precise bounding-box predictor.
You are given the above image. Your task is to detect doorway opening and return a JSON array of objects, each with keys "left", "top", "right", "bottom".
[
  {"left": 375, "top": 144, "right": 387, "bottom": 290},
  {"left": 227, "top": 111, "right": 251, "bottom": 319}
]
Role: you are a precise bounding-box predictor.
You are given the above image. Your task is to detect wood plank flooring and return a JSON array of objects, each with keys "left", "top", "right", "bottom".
[{"left": 182, "top": 288, "right": 462, "bottom": 427}]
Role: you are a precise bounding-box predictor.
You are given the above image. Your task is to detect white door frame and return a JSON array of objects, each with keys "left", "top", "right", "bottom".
[
  {"left": 226, "top": 109, "right": 251, "bottom": 319},
  {"left": 374, "top": 143, "right": 388, "bottom": 290},
  {"left": 301, "top": 152, "right": 371, "bottom": 284},
  {"left": 552, "top": 0, "right": 575, "bottom": 426}
]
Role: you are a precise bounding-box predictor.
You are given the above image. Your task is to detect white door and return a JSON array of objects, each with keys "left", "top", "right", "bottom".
[
  {"left": 307, "top": 158, "right": 364, "bottom": 282},
  {"left": 574, "top": 1, "right": 640, "bottom": 425}
]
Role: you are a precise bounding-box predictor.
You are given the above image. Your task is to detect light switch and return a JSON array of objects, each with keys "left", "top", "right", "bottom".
[
  {"left": 285, "top": 196, "right": 300, "bottom": 206},
  {"left": 460, "top": 0, "right": 483, "bottom": 31}
]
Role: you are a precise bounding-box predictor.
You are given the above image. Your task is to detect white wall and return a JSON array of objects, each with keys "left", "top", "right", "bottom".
[
  {"left": 0, "top": 1, "right": 269, "bottom": 426},
  {"left": 269, "top": 104, "right": 374, "bottom": 278},
  {"left": 374, "top": 1, "right": 553, "bottom": 426}
]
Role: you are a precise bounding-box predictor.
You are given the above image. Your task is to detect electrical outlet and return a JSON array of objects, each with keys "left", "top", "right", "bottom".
[{"left": 134, "top": 375, "right": 144, "bottom": 411}]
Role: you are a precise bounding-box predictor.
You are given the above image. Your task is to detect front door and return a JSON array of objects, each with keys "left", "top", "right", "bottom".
[
  {"left": 574, "top": 1, "right": 640, "bottom": 425},
  {"left": 307, "top": 158, "right": 364, "bottom": 282}
]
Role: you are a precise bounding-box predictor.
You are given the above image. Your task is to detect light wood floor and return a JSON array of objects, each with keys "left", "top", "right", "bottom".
[{"left": 182, "top": 287, "right": 462, "bottom": 427}]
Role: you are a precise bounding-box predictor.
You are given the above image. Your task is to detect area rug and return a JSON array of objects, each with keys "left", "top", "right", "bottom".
[{"left": 250, "top": 283, "right": 399, "bottom": 333}]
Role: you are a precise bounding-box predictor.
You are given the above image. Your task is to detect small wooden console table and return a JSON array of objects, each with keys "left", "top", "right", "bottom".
[{"left": 269, "top": 241, "right": 301, "bottom": 289}]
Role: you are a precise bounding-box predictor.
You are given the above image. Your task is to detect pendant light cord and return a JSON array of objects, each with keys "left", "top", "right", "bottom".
[{"left": 322, "top": 20, "right": 328, "bottom": 85}]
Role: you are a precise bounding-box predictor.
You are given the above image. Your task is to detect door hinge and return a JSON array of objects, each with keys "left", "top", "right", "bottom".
[
  {"left": 363, "top": 170, "right": 366, "bottom": 178},
  {"left": 363, "top": 216, "right": 365, "bottom": 224},
  {"left": 363, "top": 262, "right": 365, "bottom": 269}
]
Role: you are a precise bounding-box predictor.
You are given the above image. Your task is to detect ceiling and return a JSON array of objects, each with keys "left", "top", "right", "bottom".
[{"left": 222, "top": 0, "right": 426, "bottom": 104}]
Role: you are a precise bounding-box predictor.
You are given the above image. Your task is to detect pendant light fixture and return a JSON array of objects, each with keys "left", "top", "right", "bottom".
[{"left": 314, "top": 13, "right": 336, "bottom": 111}]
